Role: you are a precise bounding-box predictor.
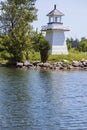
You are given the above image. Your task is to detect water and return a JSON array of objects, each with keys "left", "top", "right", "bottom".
[{"left": 0, "top": 67, "right": 87, "bottom": 130}]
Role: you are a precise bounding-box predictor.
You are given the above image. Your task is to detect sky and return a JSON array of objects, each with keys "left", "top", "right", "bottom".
[{"left": 32, "top": 0, "right": 87, "bottom": 40}]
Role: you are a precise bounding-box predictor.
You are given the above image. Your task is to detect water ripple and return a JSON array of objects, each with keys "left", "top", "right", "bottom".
[{"left": 0, "top": 68, "right": 87, "bottom": 130}]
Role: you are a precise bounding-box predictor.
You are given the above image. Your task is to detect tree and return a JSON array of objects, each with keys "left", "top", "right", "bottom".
[
  {"left": 31, "top": 29, "right": 40, "bottom": 52},
  {"left": 0, "top": 0, "right": 37, "bottom": 62},
  {"left": 32, "top": 31, "right": 50, "bottom": 62},
  {"left": 39, "top": 39, "right": 50, "bottom": 63},
  {"left": 78, "top": 37, "right": 87, "bottom": 52},
  {"left": 66, "top": 38, "right": 72, "bottom": 50}
]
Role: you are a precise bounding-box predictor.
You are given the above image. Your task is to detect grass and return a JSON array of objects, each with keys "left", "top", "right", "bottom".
[
  {"left": 30, "top": 51, "right": 87, "bottom": 63},
  {"left": 1, "top": 51, "right": 87, "bottom": 64},
  {"left": 48, "top": 52, "right": 87, "bottom": 63}
]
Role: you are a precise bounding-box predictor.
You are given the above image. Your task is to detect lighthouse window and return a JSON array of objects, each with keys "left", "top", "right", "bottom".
[
  {"left": 55, "top": 17, "right": 57, "bottom": 22},
  {"left": 49, "top": 17, "right": 51, "bottom": 22},
  {"left": 49, "top": 17, "right": 53, "bottom": 23}
]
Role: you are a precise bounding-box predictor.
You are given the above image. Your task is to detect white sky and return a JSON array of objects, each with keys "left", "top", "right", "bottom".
[{"left": 32, "top": 0, "right": 87, "bottom": 40}]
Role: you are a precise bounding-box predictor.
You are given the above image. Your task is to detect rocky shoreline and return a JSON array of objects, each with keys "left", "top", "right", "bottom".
[{"left": 15, "top": 60, "right": 87, "bottom": 71}]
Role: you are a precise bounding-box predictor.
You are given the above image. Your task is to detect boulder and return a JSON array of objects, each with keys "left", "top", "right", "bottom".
[
  {"left": 16, "top": 62, "right": 23, "bottom": 67},
  {"left": 33, "top": 61, "right": 40, "bottom": 66},
  {"left": 67, "top": 65, "right": 75, "bottom": 70},
  {"left": 37, "top": 62, "right": 53, "bottom": 69},
  {"left": 72, "top": 60, "right": 80, "bottom": 67},
  {"left": 56, "top": 62, "right": 63, "bottom": 67},
  {"left": 37, "top": 62, "right": 44, "bottom": 67},
  {"left": 43, "top": 63, "right": 51, "bottom": 67},
  {"left": 81, "top": 60, "right": 87, "bottom": 67},
  {"left": 23, "top": 61, "right": 33, "bottom": 67}
]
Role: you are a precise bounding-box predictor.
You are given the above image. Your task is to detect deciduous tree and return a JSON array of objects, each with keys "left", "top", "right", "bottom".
[{"left": 0, "top": 0, "right": 37, "bottom": 62}]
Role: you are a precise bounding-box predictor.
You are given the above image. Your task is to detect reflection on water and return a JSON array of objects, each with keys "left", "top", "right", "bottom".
[{"left": 0, "top": 68, "right": 87, "bottom": 130}]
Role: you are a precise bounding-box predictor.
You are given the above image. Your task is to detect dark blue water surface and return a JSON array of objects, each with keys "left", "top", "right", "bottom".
[{"left": 0, "top": 67, "right": 87, "bottom": 130}]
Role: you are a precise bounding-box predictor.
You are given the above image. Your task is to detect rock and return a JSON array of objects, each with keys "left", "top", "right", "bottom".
[
  {"left": 67, "top": 65, "right": 75, "bottom": 70},
  {"left": 49, "top": 65, "right": 54, "bottom": 69},
  {"left": 23, "top": 61, "right": 33, "bottom": 67},
  {"left": 72, "top": 60, "right": 80, "bottom": 67},
  {"left": 43, "top": 63, "right": 51, "bottom": 68},
  {"left": 0, "top": 63, "right": 6, "bottom": 67},
  {"left": 14, "top": 59, "right": 87, "bottom": 71},
  {"left": 33, "top": 61, "right": 40, "bottom": 66},
  {"left": 79, "top": 62, "right": 84, "bottom": 68},
  {"left": 62, "top": 64, "right": 68, "bottom": 67},
  {"left": 37, "top": 62, "right": 53, "bottom": 69},
  {"left": 16, "top": 62, "right": 23, "bottom": 67},
  {"left": 82, "top": 60, "right": 87, "bottom": 67},
  {"left": 60, "top": 59, "right": 69, "bottom": 63},
  {"left": 55, "top": 67, "right": 60, "bottom": 70},
  {"left": 56, "top": 62, "right": 65, "bottom": 69},
  {"left": 59, "top": 66, "right": 64, "bottom": 70},
  {"left": 56, "top": 62, "right": 63, "bottom": 67},
  {"left": 37, "top": 62, "right": 44, "bottom": 67}
]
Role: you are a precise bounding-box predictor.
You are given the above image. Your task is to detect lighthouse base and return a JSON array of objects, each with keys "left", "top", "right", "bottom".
[{"left": 50, "top": 45, "right": 68, "bottom": 55}]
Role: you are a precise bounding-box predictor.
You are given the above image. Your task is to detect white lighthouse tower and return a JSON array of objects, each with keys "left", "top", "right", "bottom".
[{"left": 41, "top": 5, "right": 70, "bottom": 54}]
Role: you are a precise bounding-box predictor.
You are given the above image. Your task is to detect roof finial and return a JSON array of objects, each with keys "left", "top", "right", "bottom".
[{"left": 54, "top": 4, "right": 56, "bottom": 9}]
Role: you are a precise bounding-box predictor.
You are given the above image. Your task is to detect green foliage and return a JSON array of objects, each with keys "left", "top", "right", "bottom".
[
  {"left": 0, "top": 37, "right": 5, "bottom": 51},
  {"left": 66, "top": 37, "right": 87, "bottom": 53},
  {"left": 0, "top": 0, "right": 37, "bottom": 62},
  {"left": 77, "top": 37, "right": 87, "bottom": 52},
  {"left": 29, "top": 52, "right": 40, "bottom": 61},
  {"left": 31, "top": 30, "right": 40, "bottom": 52},
  {"left": 32, "top": 31, "right": 50, "bottom": 62},
  {"left": 2, "top": 33, "right": 32, "bottom": 62},
  {"left": 39, "top": 39, "right": 50, "bottom": 63},
  {"left": 69, "top": 48, "right": 79, "bottom": 53},
  {"left": 0, "top": 50, "right": 10, "bottom": 60},
  {"left": 66, "top": 38, "right": 72, "bottom": 50},
  {"left": 66, "top": 37, "right": 79, "bottom": 50},
  {"left": 0, "top": 0, "right": 37, "bottom": 34}
]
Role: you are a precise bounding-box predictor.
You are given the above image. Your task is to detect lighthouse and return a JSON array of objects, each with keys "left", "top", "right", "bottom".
[{"left": 41, "top": 5, "right": 70, "bottom": 54}]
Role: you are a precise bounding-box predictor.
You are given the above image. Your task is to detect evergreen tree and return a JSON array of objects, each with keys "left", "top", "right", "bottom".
[{"left": 32, "top": 31, "right": 50, "bottom": 62}]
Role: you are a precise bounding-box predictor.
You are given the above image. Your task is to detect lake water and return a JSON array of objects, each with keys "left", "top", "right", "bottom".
[{"left": 0, "top": 67, "right": 87, "bottom": 130}]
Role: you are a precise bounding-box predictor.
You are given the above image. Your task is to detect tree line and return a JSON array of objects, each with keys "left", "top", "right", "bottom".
[{"left": 66, "top": 37, "right": 87, "bottom": 52}]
